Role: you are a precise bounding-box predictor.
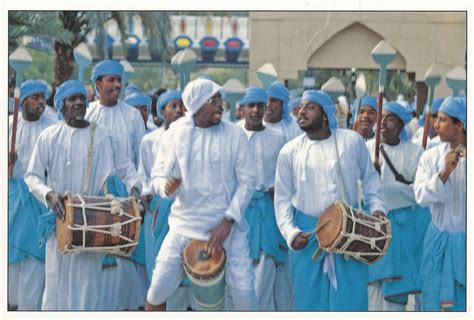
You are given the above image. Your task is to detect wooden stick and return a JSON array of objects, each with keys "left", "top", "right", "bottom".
[
  {"left": 374, "top": 91, "right": 384, "bottom": 166},
  {"left": 8, "top": 92, "right": 20, "bottom": 177}
]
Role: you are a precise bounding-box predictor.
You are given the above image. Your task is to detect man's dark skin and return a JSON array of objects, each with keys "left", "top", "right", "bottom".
[
  {"left": 434, "top": 112, "right": 467, "bottom": 184},
  {"left": 239, "top": 101, "right": 276, "bottom": 199},
  {"left": 380, "top": 110, "right": 404, "bottom": 147},
  {"left": 290, "top": 100, "right": 386, "bottom": 251},
  {"left": 145, "top": 92, "right": 232, "bottom": 312},
  {"left": 95, "top": 74, "right": 121, "bottom": 107},
  {"left": 354, "top": 105, "right": 377, "bottom": 140},
  {"left": 264, "top": 96, "right": 283, "bottom": 123},
  {"left": 161, "top": 99, "right": 185, "bottom": 130},
  {"left": 8, "top": 92, "right": 46, "bottom": 173},
  {"left": 45, "top": 93, "right": 142, "bottom": 220}
]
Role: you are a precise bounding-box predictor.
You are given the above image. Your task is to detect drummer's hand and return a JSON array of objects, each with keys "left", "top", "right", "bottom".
[
  {"left": 372, "top": 210, "right": 387, "bottom": 220},
  {"left": 165, "top": 177, "right": 181, "bottom": 196},
  {"left": 46, "top": 191, "right": 65, "bottom": 221},
  {"left": 291, "top": 232, "right": 310, "bottom": 250},
  {"left": 206, "top": 218, "right": 233, "bottom": 257}
]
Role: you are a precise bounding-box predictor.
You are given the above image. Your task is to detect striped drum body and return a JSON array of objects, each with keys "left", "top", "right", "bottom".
[
  {"left": 183, "top": 240, "right": 226, "bottom": 311},
  {"left": 56, "top": 193, "right": 141, "bottom": 256}
]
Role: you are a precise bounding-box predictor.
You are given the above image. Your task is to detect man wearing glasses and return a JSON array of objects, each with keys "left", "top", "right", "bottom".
[{"left": 146, "top": 78, "right": 258, "bottom": 311}]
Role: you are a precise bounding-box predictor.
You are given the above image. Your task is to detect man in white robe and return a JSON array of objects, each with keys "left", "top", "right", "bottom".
[
  {"left": 264, "top": 81, "right": 302, "bottom": 142},
  {"left": 138, "top": 89, "right": 194, "bottom": 310},
  {"left": 414, "top": 97, "right": 466, "bottom": 311},
  {"left": 274, "top": 89, "right": 386, "bottom": 311},
  {"left": 366, "top": 102, "right": 425, "bottom": 311},
  {"left": 85, "top": 59, "right": 146, "bottom": 310},
  {"left": 24, "top": 80, "right": 140, "bottom": 310},
  {"left": 146, "top": 78, "right": 258, "bottom": 311},
  {"left": 238, "top": 86, "right": 291, "bottom": 310},
  {"left": 8, "top": 80, "right": 55, "bottom": 310}
]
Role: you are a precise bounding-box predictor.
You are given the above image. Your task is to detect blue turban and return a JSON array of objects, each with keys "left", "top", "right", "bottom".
[
  {"left": 383, "top": 101, "right": 412, "bottom": 125},
  {"left": 124, "top": 92, "right": 152, "bottom": 113},
  {"left": 290, "top": 97, "right": 301, "bottom": 110},
  {"left": 124, "top": 83, "right": 142, "bottom": 97},
  {"left": 301, "top": 90, "right": 337, "bottom": 129},
  {"left": 360, "top": 96, "right": 378, "bottom": 110},
  {"left": 382, "top": 101, "right": 413, "bottom": 141},
  {"left": 90, "top": 60, "right": 124, "bottom": 97},
  {"left": 54, "top": 80, "right": 88, "bottom": 114},
  {"left": 240, "top": 86, "right": 268, "bottom": 106},
  {"left": 267, "top": 81, "right": 291, "bottom": 122},
  {"left": 418, "top": 97, "right": 444, "bottom": 127},
  {"left": 91, "top": 60, "right": 124, "bottom": 83},
  {"left": 156, "top": 90, "right": 183, "bottom": 112},
  {"left": 20, "top": 80, "right": 48, "bottom": 105},
  {"left": 439, "top": 96, "right": 466, "bottom": 130}
]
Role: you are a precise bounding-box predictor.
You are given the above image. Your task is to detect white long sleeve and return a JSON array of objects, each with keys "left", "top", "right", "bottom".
[
  {"left": 25, "top": 122, "right": 139, "bottom": 206},
  {"left": 85, "top": 100, "right": 146, "bottom": 168},
  {"left": 8, "top": 114, "right": 56, "bottom": 179},
  {"left": 239, "top": 124, "right": 286, "bottom": 190},
  {"left": 275, "top": 129, "right": 386, "bottom": 248},
  {"left": 366, "top": 140, "right": 424, "bottom": 211},
  {"left": 414, "top": 143, "right": 466, "bottom": 233},
  {"left": 137, "top": 127, "right": 165, "bottom": 195},
  {"left": 151, "top": 117, "right": 255, "bottom": 239}
]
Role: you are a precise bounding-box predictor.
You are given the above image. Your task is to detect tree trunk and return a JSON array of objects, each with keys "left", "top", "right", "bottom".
[{"left": 53, "top": 41, "right": 75, "bottom": 90}]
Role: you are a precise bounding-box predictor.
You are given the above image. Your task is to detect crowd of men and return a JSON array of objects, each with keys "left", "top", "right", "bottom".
[{"left": 8, "top": 58, "right": 466, "bottom": 312}]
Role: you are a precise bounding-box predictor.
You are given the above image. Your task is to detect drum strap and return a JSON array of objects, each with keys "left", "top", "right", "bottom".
[
  {"left": 333, "top": 131, "right": 347, "bottom": 203},
  {"left": 83, "top": 122, "right": 97, "bottom": 195},
  {"left": 380, "top": 145, "right": 413, "bottom": 185}
]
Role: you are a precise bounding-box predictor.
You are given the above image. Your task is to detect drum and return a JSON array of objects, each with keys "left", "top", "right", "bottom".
[
  {"left": 316, "top": 201, "right": 391, "bottom": 264},
  {"left": 56, "top": 193, "right": 141, "bottom": 256},
  {"left": 183, "top": 240, "right": 226, "bottom": 311}
]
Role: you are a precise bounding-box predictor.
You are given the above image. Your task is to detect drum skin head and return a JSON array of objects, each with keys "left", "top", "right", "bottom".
[
  {"left": 183, "top": 240, "right": 226, "bottom": 279},
  {"left": 56, "top": 192, "right": 74, "bottom": 254},
  {"left": 316, "top": 202, "right": 344, "bottom": 249}
]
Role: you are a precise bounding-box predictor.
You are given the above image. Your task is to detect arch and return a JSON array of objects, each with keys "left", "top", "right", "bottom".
[{"left": 307, "top": 22, "right": 406, "bottom": 70}]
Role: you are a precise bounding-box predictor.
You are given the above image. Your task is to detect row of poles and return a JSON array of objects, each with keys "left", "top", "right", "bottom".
[{"left": 8, "top": 40, "right": 466, "bottom": 178}]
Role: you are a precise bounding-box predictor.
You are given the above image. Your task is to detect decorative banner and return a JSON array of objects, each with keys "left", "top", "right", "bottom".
[
  {"left": 173, "top": 35, "right": 193, "bottom": 51},
  {"left": 199, "top": 35, "right": 219, "bottom": 62},
  {"left": 224, "top": 36, "right": 244, "bottom": 63},
  {"left": 224, "top": 36, "right": 243, "bottom": 52},
  {"left": 199, "top": 36, "right": 219, "bottom": 51}
]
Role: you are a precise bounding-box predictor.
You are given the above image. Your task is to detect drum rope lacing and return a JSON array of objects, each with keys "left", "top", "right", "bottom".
[
  {"left": 333, "top": 203, "right": 390, "bottom": 258},
  {"left": 64, "top": 195, "right": 141, "bottom": 254},
  {"left": 331, "top": 131, "right": 391, "bottom": 261}
]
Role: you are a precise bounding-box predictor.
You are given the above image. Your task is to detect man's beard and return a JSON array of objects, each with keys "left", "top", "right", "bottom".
[{"left": 300, "top": 118, "right": 323, "bottom": 133}]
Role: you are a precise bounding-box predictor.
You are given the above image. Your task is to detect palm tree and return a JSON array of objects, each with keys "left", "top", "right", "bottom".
[{"left": 8, "top": 11, "right": 172, "bottom": 93}]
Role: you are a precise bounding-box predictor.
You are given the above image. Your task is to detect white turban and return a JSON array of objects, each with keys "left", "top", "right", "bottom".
[{"left": 182, "top": 78, "right": 222, "bottom": 115}]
